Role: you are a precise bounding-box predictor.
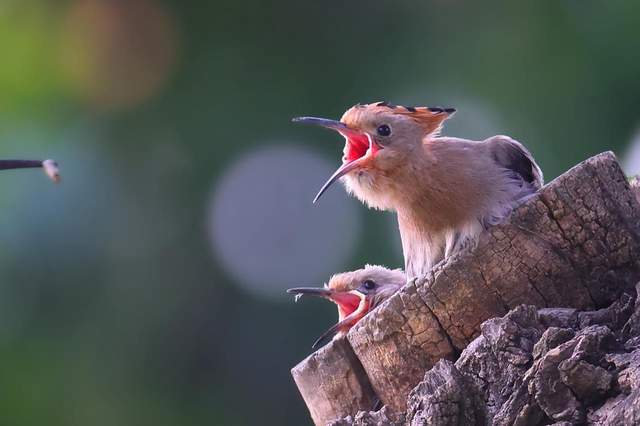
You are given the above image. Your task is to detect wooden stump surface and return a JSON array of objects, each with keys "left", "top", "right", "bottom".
[
  {"left": 291, "top": 337, "right": 377, "bottom": 425},
  {"left": 293, "top": 152, "right": 640, "bottom": 419}
]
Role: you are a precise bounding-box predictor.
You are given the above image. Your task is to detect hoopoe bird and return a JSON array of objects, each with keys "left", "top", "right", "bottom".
[
  {"left": 288, "top": 265, "right": 405, "bottom": 348},
  {"left": 0, "top": 159, "right": 60, "bottom": 182},
  {"left": 294, "top": 102, "right": 542, "bottom": 280}
]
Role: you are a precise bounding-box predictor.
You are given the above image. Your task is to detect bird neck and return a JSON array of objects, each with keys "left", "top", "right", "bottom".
[
  {"left": 346, "top": 137, "right": 474, "bottom": 226},
  {"left": 390, "top": 142, "right": 459, "bottom": 230},
  {"left": 393, "top": 138, "right": 481, "bottom": 278}
]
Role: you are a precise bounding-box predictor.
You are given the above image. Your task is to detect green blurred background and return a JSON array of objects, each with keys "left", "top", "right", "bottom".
[{"left": 1, "top": 1, "right": 640, "bottom": 425}]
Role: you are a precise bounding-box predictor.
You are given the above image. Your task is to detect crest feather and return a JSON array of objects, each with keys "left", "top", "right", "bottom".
[
  {"left": 393, "top": 105, "right": 456, "bottom": 136},
  {"left": 342, "top": 102, "right": 456, "bottom": 136}
]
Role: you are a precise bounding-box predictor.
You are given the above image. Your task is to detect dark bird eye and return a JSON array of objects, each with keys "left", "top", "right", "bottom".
[
  {"left": 376, "top": 124, "right": 391, "bottom": 137},
  {"left": 363, "top": 280, "right": 376, "bottom": 290}
]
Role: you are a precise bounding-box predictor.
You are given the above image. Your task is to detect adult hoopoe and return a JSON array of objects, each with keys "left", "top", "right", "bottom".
[{"left": 294, "top": 102, "right": 542, "bottom": 279}]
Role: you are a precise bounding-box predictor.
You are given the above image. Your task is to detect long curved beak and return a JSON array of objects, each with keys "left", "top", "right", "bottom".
[
  {"left": 310, "top": 291, "right": 368, "bottom": 349},
  {"left": 286, "top": 287, "right": 333, "bottom": 301},
  {"left": 291, "top": 117, "right": 348, "bottom": 132},
  {"left": 293, "top": 116, "right": 375, "bottom": 203},
  {"left": 311, "top": 314, "right": 356, "bottom": 349},
  {"left": 286, "top": 286, "right": 361, "bottom": 307},
  {"left": 292, "top": 116, "right": 367, "bottom": 142},
  {"left": 312, "top": 160, "right": 363, "bottom": 203},
  {"left": 287, "top": 286, "right": 369, "bottom": 349}
]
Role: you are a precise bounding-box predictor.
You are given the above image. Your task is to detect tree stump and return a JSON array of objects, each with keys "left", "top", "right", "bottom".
[
  {"left": 630, "top": 175, "right": 640, "bottom": 204},
  {"left": 292, "top": 152, "right": 640, "bottom": 418},
  {"left": 348, "top": 152, "right": 640, "bottom": 411},
  {"left": 291, "top": 336, "right": 377, "bottom": 425}
]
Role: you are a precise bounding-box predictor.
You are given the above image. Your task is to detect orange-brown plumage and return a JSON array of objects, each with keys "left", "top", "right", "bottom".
[
  {"left": 294, "top": 102, "right": 543, "bottom": 279},
  {"left": 341, "top": 102, "right": 450, "bottom": 136}
]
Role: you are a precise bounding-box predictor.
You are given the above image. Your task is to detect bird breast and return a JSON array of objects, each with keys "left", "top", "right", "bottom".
[{"left": 343, "top": 169, "right": 398, "bottom": 211}]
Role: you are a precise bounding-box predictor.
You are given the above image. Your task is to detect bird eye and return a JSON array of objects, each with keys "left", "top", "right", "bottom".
[
  {"left": 376, "top": 124, "right": 391, "bottom": 137},
  {"left": 363, "top": 280, "right": 376, "bottom": 290}
]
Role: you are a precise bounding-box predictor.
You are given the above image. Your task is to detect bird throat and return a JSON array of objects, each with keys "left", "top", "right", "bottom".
[
  {"left": 330, "top": 292, "right": 363, "bottom": 321},
  {"left": 343, "top": 133, "right": 372, "bottom": 163}
]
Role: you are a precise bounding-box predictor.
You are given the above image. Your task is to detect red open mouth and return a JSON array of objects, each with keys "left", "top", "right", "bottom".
[
  {"left": 330, "top": 291, "right": 367, "bottom": 323},
  {"left": 291, "top": 116, "right": 381, "bottom": 203},
  {"left": 309, "top": 130, "right": 380, "bottom": 203},
  {"left": 343, "top": 132, "right": 371, "bottom": 163},
  {"left": 286, "top": 285, "right": 371, "bottom": 349}
]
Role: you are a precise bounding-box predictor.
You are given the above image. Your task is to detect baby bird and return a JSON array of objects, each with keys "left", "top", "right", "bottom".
[
  {"left": 288, "top": 265, "right": 405, "bottom": 348},
  {"left": 294, "top": 102, "right": 542, "bottom": 279}
]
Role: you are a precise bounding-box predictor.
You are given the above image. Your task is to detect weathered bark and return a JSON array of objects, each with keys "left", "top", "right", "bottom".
[
  {"left": 337, "top": 283, "right": 640, "bottom": 426},
  {"left": 346, "top": 280, "right": 457, "bottom": 412},
  {"left": 630, "top": 175, "right": 640, "bottom": 204},
  {"left": 291, "top": 336, "right": 377, "bottom": 425},
  {"left": 329, "top": 406, "right": 404, "bottom": 426},
  {"left": 292, "top": 153, "right": 640, "bottom": 422},
  {"left": 347, "top": 152, "right": 640, "bottom": 411}
]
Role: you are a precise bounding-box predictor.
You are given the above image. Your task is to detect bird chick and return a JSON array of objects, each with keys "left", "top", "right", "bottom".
[
  {"left": 288, "top": 265, "right": 405, "bottom": 349},
  {"left": 294, "top": 102, "right": 542, "bottom": 279}
]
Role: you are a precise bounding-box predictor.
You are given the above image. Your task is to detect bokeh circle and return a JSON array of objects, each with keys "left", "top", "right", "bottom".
[{"left": 208, "top": 144, "right": 362, "bottom": 300}]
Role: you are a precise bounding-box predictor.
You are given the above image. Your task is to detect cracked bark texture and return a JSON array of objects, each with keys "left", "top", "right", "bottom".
[
  {"left": 336, "top": 283, "right": 640, "bottom": 425},
  {"left": 291, "top": 337, "right": 378, "bottom": 426},
  {"left": 346, "top": 152, "right": 640, "bottom": 411},
  {"left": 292, "top": 155, "right": 640, "bottom": 424}
]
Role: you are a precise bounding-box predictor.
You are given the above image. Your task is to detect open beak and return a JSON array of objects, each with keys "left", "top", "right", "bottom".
[
  {"left": 292, "top": 116, "right": 381, "bottom": 203},
  {"left": 287, "top": 286, "right": 370, "bottom": 349}
]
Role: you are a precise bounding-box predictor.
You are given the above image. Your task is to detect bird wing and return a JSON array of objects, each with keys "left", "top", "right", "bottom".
[{"left": 485, "top": 135, "right": 543, "bottom": 189}]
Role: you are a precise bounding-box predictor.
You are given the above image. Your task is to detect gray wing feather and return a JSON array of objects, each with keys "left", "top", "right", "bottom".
[{"left": 486, "top": 135, "right": 543, "bottom": 189}]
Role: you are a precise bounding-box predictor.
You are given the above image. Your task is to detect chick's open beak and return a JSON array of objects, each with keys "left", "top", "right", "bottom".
[
  {"left": 287, "top": 286, "right": 370, "bottom": 349},
  {"left": 292, "top": 116, "right": 381, "bottom": 203}
]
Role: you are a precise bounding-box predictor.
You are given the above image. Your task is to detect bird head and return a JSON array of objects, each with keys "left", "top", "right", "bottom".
[
  {"left": 293, "top": 102, "right": 455, "bottom": 204},
  {"left": 287, "top": 264, "right": 405, "bottom": 349}
]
